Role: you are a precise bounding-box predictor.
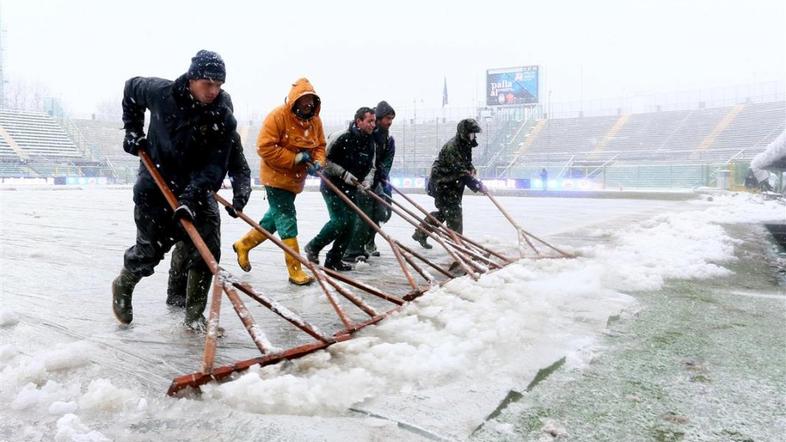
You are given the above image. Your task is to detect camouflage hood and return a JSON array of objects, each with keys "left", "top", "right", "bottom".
[{"left": 456, "top": 118, "right": 482, "bottom": 147}]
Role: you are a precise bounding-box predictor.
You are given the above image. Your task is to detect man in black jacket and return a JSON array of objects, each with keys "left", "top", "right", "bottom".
[
  {"left": 112, "top": 50, "right": 241, "bottom": 329},
  {"left": 413, "top": 118, "right": 485, "bottom": 249},
  {"left": 166, "top": 132, "right": 251, "bottom": 308},
  {"left": 343, "top": 101, "right": 396, "bottom": 262},
  {"left": 305, "top": 107, "right": 376, "bottom": 271}
]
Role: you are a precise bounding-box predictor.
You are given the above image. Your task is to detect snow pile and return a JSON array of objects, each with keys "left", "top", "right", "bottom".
[
  {"left": 584, "top": 193, "right": 784, "bottom": 292},
  {"left": 0, "top": 336, "right": 140, "bottom": 435},
  {"left": 0, "top": 191, "right": 780, "bottom": 435},
  {"left": 0, "top": 308, "right": 20, "bottom": 327},
  {"left": 204, "top": 256, "right": 633, "bottom": 414},
  {"left": 78, "top": 379, "right": 140, "bottom": 412},
  {"left": 54, "top": 414, "right": 109, "bottom": 442},
  {"left": 203, "top": 193, "right": 784, "bottom": 416},
  {"left": 1, "top": 341, "right": 93, "bottom": 389},
  {"left": 751, "top": 129, "right": 786, "bottom": 171}
]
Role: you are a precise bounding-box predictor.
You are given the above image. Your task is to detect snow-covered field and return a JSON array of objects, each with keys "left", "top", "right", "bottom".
[{"left": 0, "top": 187, "right": 783, "bottom": 441}]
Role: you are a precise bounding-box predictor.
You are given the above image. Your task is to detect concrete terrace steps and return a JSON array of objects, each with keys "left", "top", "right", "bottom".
[
  {"left": 0, "top": 109, "right": 80, "bottom": 158},
  {"left": 698, "top": 104, "right": 746, "bottom": 150}
]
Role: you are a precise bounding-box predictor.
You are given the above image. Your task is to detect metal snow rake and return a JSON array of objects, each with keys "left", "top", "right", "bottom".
[
  {"left": 355, "top": 182, "right": 505, "bottom": 279},
  {"left": 481, "top": 189, "right": 575, "bottom": 259},
  {"left": 136, "top": 151, "right": 412, "bottom": 396},
  {"left": 312, "top": 166, "right": 448, "bottom": 295}
]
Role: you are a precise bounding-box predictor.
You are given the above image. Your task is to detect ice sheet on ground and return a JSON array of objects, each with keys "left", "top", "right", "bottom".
[{"left": 0, "top": 188, "right": 783, "bottom": 439}]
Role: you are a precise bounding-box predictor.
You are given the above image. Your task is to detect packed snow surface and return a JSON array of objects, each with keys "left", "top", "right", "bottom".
[{"left": 0, "top": 188, "right": 782, "bottom": 439}]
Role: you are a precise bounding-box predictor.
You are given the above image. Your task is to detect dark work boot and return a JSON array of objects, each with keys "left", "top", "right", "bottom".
[
  {"left": 343, "top": 251, "right": 369, "bottom": 263},
  {"left": 365, "top": 240, "right": 380, "bottom": 257},
  {"left": 112, "top": 269, "right": 141, "bottom": 325},
  {"left": 324, "top": 257, "right": 352, "bottom": 272},
  {"left": 412, "top": 230, "right": 433, "bottom": 249},
  {"left": 184, "top": 268, "right": 212, "bottom": 331},
  {"left": 448, "top": 261, "right": 467, "bottom": 276},
  {"left": 166, "top": 289, "right": 186, "bottom": 308},
  {"left": 304, "top": 241, "right": 320, "bottom": 264},
  {"left": 166, "top": 252, "right": 187, "bottom": 308}
]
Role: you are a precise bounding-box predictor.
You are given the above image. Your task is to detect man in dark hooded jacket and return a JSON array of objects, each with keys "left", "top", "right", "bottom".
[
  {"left": 112, "top": 50, "right": 240, "bottom": 329},
  {"left": 413, "top": 118, "right": 485, "bottom": 249},
  {"left": 343, "top": 101, "right": 396, "bottom": 262},
  {"left": 166, "top": 131, "right": 251, "bottom": 308},
  {"left": 305, "top": 107, "right": 376, "bottom": 271}
]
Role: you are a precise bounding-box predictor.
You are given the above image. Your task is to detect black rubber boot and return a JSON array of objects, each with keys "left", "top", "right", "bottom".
[
  {"left": 448, "top": 261, "right": 467, "bottom": 276},
  {"left": 324, "top": 258, "right": 352, "bottom": 271},
  {"left": 412, "top": 230, "right": 433, "bottom": 249},
  {"left": 304, "top": 241, "right": 320, "bottom": 264},
  {"left": 166, "top": 244, "right": 188, "bottom": 308},
  {"left": 166, "top": 289, "right": 186, "bottom": 308},
  {"left": 184, "top": 268, "right": 212, "bottom": 330},
  {"left": 112, "top": 269, "right": 141, "bottom": 325},
  {"left": 343, "top": 251, "right": 369, "bottom": 263},
  {"left": 365, "top": 239, "right": 380, "bottom": 257}
]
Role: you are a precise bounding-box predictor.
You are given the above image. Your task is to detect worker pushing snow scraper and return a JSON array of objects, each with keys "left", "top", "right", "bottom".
[
  {"left": 413, "top": 118, "right": 486, "bottom": 250},
  {"left": 343, "top": 100, "right": 397, "bottom": 263},
  {"left": 112, "top": 49, "right": 242, "bottom": 330},
  {"left": 305, "top": 107, "right": 377, "bottom": 271},
  {"left": 232, "top": 78, "right": 327, "bottom": 286},
  {"left": 167, "top": 131, "right": 251, "bottom": 308}
]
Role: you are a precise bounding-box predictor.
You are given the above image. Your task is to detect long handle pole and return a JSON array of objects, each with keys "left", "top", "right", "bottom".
[
  {"left": 483, "top": 190, "right": 574, "bottom": 258},
  {"left": 314, "top": 168, "right": 419, "bottom": 291},
  {"left": 358, "top": 185, "right": 479, "bottom": 279},
  {"left": 139, "top": 150, "right": 227, "bottom": 374},
  {"left": 214, "top": 193, "right": 355, "bottom": 327},
  {"left": 386, "top": 181, "right": 513, "bottom": 264},
  {"left": 140, "top": 150, "right": 219, "bottom": 274}
]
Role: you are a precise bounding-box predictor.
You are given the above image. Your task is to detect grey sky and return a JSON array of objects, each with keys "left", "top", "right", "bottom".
[{"left": 3, "top": 0, "right": 785, "bottom": 121}]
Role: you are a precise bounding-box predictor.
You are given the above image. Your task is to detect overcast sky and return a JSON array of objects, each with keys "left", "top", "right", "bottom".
[{"left": 3, "top": 0, "right": 785, "bottom": 121}]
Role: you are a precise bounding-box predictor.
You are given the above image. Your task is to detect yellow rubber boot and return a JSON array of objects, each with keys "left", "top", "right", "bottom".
[
  {"left": 232, "top": 229, "right": 267, "bottom": 272},
  {"left": 282, "top": 238, "right": 315, "bottom": 286}
]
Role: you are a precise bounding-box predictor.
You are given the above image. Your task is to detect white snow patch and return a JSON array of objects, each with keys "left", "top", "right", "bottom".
[
  {"left": 540, "top": 418, "right": 568, "bottom": 439},
  {"left": 0, "top": 308, "right": 20, "bottom": 327},
  {"left": 0, "top": 344, "right": 19, "bottom": 366},
  {"left": 584, "top": 193, "right": 784, "bottom": 292},
  {"left": 49, "top": 400, "right": 79, "bottom": 415},
  {"left": 43, "top": 341, "right": 94, "bottom": 372},
  {"left": 10, "top": 380, "right": 81, "bottom": 412},
  {"left": 203, "top": 194, "right": 784, "bottom": 417},
  {"left": 203, "top": 361, "right": 381, "bottom": 415},
  {"left": 78, "top": 378, "right": 139, "bottom": 412},
  {"left": 55, "top": 414, "right": 110, "bottom": 442}
]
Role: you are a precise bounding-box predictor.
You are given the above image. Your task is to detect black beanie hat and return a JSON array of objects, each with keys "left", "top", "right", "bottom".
[
  {"left": 187, "top": 50, "right": 226, "bottom": 82},
  {"left": 375, "top": 100, "right": 396, "bottom": 119}
]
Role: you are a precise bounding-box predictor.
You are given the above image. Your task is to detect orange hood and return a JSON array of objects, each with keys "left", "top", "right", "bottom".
[{"left": 286, "top": 78, "right": 321, "bottom": 117}]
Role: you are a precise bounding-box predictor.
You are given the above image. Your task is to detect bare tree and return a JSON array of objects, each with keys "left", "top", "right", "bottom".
[
  {"left": 4, "top": 76, "right": 51, "bottom": 112},
  {"left": 93, "top": 97, "right": 122, "bottom": 122}
]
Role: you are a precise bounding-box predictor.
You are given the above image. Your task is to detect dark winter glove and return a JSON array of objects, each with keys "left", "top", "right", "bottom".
[
  {"left": 224, "top": 205, "right": 239, "bottom": 218},
  {"left": 225, "top": 193, "right": 248, "bottom": 218},
  {"left": 123, "top": 131, "right": 148, "bottom": 156},
  {"left": 307, "top": 161, "right": 322, "bottom": 176},
  {"left": 294, "top": 151, "right": 312, "bottom": 165},
  {"left": 173, "top": 203, "right": 196, "bottom": 222},
  {"left": 466, "top": 177, "right": 484, "bottom": 193},
  {"left": 341, "top": 170, "right": 358, "bottom": 186},
  {"left": 233, "top": 192, "right": 249, "bottom": 212}
]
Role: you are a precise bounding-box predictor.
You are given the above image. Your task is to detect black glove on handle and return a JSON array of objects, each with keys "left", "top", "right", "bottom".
[
  {"left": 123, "top": 131, "right": 148, "bottom": 156},
  {"left": 173, "top": 203, "right": 196, "bottom": 222}
]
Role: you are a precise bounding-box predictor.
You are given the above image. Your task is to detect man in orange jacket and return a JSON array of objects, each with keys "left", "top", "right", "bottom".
[{"left": 232, "top": 78, "right": 326, "bottom": 285}]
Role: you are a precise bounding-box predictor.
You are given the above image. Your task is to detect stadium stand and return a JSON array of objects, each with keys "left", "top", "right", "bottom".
[
  {"left": 495, "top": 101, "right": 785, "bottom": 169},
  {"left": 1, "top": 89, "right": 783, "bottom": 190},
  {"left": 0, "top": 109, "right": 81, "bottom": 158}
]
